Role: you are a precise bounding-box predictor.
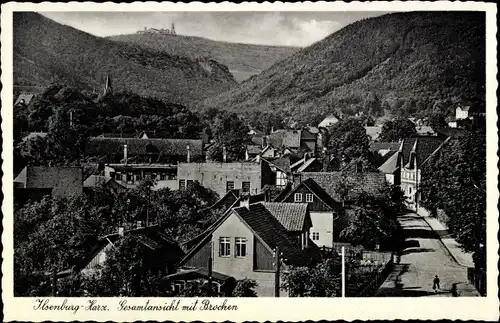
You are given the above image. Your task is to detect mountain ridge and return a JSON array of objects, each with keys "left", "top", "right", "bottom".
[
  {"left": 14, "top": 12, "right": 237, "bottom": 106},
  {"left": 108, "top": 33, "right": 299, "bottom": 82},
  {"left": 203, "top": 11, "right": 485, "bottom": 123}
]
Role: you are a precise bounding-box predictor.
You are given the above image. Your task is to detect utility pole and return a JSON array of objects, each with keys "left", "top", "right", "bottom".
[
  {"left": 208, "top": 240, "right": 213, "bottom": 290},
  {"left": 274, "top": 247, "right": 282, "bottom": 297}
]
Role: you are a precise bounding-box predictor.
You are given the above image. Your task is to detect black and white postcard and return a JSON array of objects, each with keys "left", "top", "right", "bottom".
[{"left": 1, "top": 1, "right": 498, "bottom": 321}]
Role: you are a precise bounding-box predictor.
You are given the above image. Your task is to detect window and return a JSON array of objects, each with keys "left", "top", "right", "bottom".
[
  {"left": 242, "top": 181, "right": 250, "bottom": 193},
  {"left": 226, "top": 181, "right": 235, "bottom": 192},
  {"left": 312, "top": 232, "right": 320, "bottom": 241},
  {"left": 294, "top": 193, "right": 303, "bottom": 202},
  {"left": 219, "top": 237, "right": 231, "bottom": 257},
  {"left": 306, "top": 193, "right": 314, "bottom": 202},
  {"left": 160, "top": 173, "right": 166, "bottom": 181},
  {"left": 179, "top": 179, "right": 186, "bottom": 190},
  {"left": 235, "top": 237, "right": 247, "bottom": 257},
  {"left": 187, "top": 180, "right": 194, "bottom": 188},
  {"left": 127, "top": 173, "right": 134, "bottom": 183}
]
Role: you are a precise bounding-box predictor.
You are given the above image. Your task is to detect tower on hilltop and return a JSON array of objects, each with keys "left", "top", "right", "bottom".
[{"left": 171, "top": 22, "right": 176, "bottom": 35}]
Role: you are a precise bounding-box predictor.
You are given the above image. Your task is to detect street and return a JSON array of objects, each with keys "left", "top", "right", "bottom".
[{"left": 376, "top": 212, "right": 475, "bottom": 297}]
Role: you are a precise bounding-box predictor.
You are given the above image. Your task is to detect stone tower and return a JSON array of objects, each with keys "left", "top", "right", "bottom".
[{"left": 171, "top": 22, "right": 176, "bottom": 35}]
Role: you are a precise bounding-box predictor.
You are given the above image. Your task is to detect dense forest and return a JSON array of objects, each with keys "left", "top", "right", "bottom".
[
  {"left": 204, "top": 12, "right": 485, "bottom": 126},
  {"left": 109, "top": 33, "right": 298, "bottom": 82},
  {"left": 13, "top": 12, "right": 237, "bottom": 106}
]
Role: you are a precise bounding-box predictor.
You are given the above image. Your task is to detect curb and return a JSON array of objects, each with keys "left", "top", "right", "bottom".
[{"left": 415, "top": 211, "right": 472, "bottom": 268}]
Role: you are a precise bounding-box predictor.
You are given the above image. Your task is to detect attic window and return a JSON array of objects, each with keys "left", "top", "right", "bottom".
[
  {"left": 294, "top": 193, "right": 303, "bottom": 202},
  {"left": 306, "top": 193, "right": 314, "bottom": 203}
]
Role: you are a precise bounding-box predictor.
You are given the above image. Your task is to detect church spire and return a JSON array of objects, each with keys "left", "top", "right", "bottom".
[{"left": 104, "top": 73, "right": 113, "bottom": 95}]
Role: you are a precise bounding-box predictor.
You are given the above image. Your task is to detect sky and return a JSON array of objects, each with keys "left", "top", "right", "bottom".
[{"left": 40, "top": 11, "right": 387, "bottom": 47}]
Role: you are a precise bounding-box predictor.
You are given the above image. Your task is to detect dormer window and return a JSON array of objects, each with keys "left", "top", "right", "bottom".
[
  {"left": 294, "top": 193, "right": 302, "bottom": 202},
  {"left": 306, "top": 193, "right": 314, "bottom": 202}
]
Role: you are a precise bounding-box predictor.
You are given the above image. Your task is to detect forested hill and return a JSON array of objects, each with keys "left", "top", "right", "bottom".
[
  {"left": 13, "top": 12, "right": 237, "bottom": 107},
  {"left": 204, "top": 12, "right": 485, "bottom": 124},
  {"left": 108, "top": 33, "right": 299, "bottom": 82}
]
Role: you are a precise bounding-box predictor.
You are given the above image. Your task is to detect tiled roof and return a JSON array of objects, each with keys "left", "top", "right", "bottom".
[
  {"left": 233, "top": 204, "right": 310, "bottom": 266},
  {"left": 268, "top": 130, "right": 302, "bottom": 148},
  {"left": 261, "top": 156, "right": 291, "bottom": 173},
  {"left": 85, "top": 137, "right": 203, "bottom": 158},
  {"left": 14, "top": 166, "right": 83, "bottom": 188},
  {"left": 261, "top": 202, "right": 309, "bottom": 232},
  {"left": 297, "top": 158, "right": 318, "bottom": 172},
  {"left": 400, "top": 136, "right": 446, "bottom": 166},
  {"left": 302, "top": 178, "right": 343, "bottom": 210},
  {"left": 318, "top": 114, "right": 340, "bottom": 128},
  {"left": 299, "top": 172, "right": 387, "bottom": 202}
]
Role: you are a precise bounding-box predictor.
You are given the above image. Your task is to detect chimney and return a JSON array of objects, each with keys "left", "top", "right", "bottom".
[
  {"left": 123, "top": 144, "right": 128, "bottom": 164},
  {"left": 118, "top": 226, "right": 124, "bottom": 237},
  {"left": 292, "top": 173, "right": 302, "bottom": 188},
  {"left": 222, "top": 146, "right": 227, "bottom": 162},
  {"left": 239, "top": 195, "right": 250, "bottom": 209},
  {"left": 262, "top": 136, "right": 267, "bottom": 148},
  {"left": 186, "top": 145, "right": 191, "bottom": 163}
]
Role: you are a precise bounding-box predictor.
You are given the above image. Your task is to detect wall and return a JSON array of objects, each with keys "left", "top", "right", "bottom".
[
  {"left": 177, "top": 162, "right": 263, "bottom": 197},
  {"left": 212, "top": 212, "right": 287, "bottom": 297},
  {"left": 310, "top": 212, "right": 334, "bottom": 248}
]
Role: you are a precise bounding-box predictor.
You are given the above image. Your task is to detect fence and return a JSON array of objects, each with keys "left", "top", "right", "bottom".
[
  {"left": 467, "top": 267, "right": 486, "bottom": 296},
  {"left": 347, "top": 257, "right": 394, "bottom": 297}
]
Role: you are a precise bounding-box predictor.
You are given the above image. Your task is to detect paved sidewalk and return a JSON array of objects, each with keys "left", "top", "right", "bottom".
[{"left": 417, "top": 211, "right": 475, "bottom": 268}]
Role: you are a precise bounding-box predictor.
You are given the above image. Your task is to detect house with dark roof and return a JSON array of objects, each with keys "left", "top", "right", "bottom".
[
  {"left": 85, "top": 137, "right": 204, "bottom": 164},
  {"left": 177, "top": 201, "right": 320, "bottom": 296},
  {"left": 245, "top": 144, "right": 262, "bottom": 161},
  {"left": 377, "top": 136, "right": 449, "bottom": 210},
  {"left": 14, "top": 166, "right": 83, "bottom": 202},
  {"left": 267, "top": 129, "right": 318, "bottom": 157},
  {"left": 274, "top": 178, "right": 346, "bottom": 248},
  {"left": 54, "top": 225, "right": 184, "bottom": 281}
]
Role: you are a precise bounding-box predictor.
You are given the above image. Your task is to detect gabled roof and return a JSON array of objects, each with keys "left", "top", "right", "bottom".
[
  {"left": 278, "top": 178, "right": 342, "bottom": 211},
  {"left": 296, "top": 158, "right": 318, "bottom": 172},
  {"left": 14, "top": 166, "right": 83, "bottom": 189},
  {"left": 415, "top": 126, "right": 436, "bottom": 136},
  {"left": 232, "top": 204, "right": 310, "bottom": 266},
  {"left": 15, "top": 93, "right": 34, "bottom": 105},
  {"left": 299, "top": 172, "right": 387, "bottom": 202},
  {"left": 261, "top": 156, "right": 291, "bottom": 173},
  {"left": 377, "top": 151, "right": 400, "bottom": 174},
  {"left": 318, "top": 114, "right": 340, "bottom": 128},
  {"left": 85, "top": 137, "right": 203, "bottom": 158},
  {"left": 399, "top": 136, "right": 447, "bottom": 166},
  {"left": 261, "top": 202, "right": 309, "bottom": 232}
]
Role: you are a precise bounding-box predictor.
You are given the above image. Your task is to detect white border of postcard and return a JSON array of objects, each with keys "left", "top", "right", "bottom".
[{"left": 2, "top": 1, "right": 498, "bottom": 322}]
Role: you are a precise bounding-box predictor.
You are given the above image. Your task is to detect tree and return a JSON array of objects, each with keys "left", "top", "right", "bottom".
[
  {"left": 283, "top": 258, "right": 341, "bottom": 297},
  {"left": 420, "top": 128, "right": 486, "bottom": 269},
  {"left": 325, "top": 118, "right": 371, "bottom": 165},
  {"left": 206, "top": 111, "right": 250, "bottom": 162},
  {"left": 340, "top": 187, "right": 404, "bottom": 251},
  {"left": 233, "top": 279, "right": 258, "bottom": 297},
  {"left": 378, "top": 118, "right": 417, "bottom": 142}
]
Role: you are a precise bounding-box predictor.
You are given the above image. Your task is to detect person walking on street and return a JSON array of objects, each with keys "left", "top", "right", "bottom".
[{"left": 433, "top": 275, "right": 440, "bottom": 293}]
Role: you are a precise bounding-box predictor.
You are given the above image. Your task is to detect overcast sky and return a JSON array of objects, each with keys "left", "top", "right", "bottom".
[{"left": 40, "top": 11, "right": 387, "bottom": 47}]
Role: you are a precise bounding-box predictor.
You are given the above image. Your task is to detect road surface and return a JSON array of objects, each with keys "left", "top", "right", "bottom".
[{"left": 376, "top": 212, "right": 475, "bottom": 297}]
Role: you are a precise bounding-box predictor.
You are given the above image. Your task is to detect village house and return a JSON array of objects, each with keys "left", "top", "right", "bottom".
[
  {"left": 318, "top": 114, "right": 340, "bottom": 129},
  {"left": 177, "top": 201, "right": 320, "bottom": 296},
  {"left": 53, "top": 224, "right": 184, "bottom": 281},
  {"left": 266, "top": 129, "right": 318, "bottom": 157},
  {"left": 14, "top": 166, "right": 83, "bottom": 203},
  {"left": 83, "top": 174, "right": 127, "bottom": 195},
  {"left": 377, "top": 136, "right": 449, "bottom": 210},
  {"left": 103, "top": 163, "right": 179, "bottom": 190},
  {"left": 274, "top": 178, "right": 344, "bottom": 249},
  {"left": 447, "top": 103, "right": 486, "bottom": 129},
  {"left": 14, "top": 93, "right": 35, "bottom": 106},
  {"left": 177, "top": 160, "right": 274, "bottom": 198}
]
